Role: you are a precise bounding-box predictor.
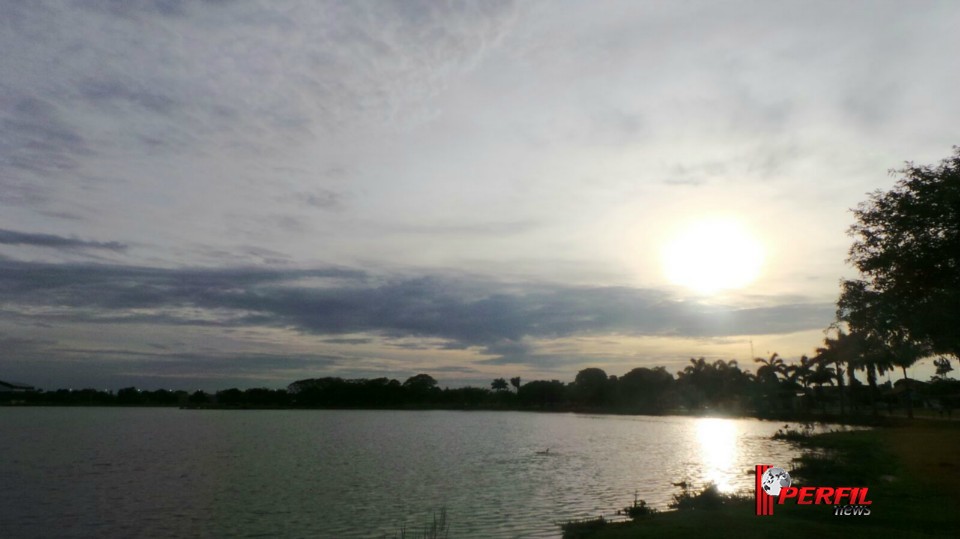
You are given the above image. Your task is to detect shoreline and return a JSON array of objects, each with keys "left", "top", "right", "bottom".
[
  {"left": 5, "top": 400, "right": 950, "bottom": 427},
  {"left": 561, "top": 418, "right": 960, "bottom": 538}
]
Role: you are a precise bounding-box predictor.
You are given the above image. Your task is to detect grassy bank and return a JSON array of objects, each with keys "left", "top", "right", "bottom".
[{"left": 564, "top": 419, "right": 960, "bottom": 538}]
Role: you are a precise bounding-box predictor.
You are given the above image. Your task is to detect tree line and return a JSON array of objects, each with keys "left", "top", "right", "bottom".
[{"left": 7, "top": 352, "right": 954, "bottom": 417}]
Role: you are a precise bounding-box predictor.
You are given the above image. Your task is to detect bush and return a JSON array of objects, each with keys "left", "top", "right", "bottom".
[
  {"left": 669, "top": 483, "right": 748, "bottom": 511},
  {"left": 560, "top": 516, "right": 607, "bottom": 539},
  {"left": 619, "top": 491, "right": 657, "bottom": 519},
  {"left": 772, "top": 422, "right": 815, "bottom": 442}
]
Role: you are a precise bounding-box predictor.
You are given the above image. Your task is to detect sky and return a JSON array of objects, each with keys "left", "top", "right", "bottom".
[{"left": 2, "top": 0, "right": 958, "bottom": 390}]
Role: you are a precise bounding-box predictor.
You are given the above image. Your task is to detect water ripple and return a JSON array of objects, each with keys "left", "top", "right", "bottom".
[{"left": 0, "top": 409, "right": 849, "bottom": 538}]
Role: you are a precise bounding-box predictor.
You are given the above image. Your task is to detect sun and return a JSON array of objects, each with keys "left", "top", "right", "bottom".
[{"left": 662, "top": 218, "right": 764, "bottom": 294}]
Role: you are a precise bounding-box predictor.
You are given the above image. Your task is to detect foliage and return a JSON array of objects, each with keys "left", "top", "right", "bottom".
[
  {"left": 618, "top": 366, "right": 675, "bottom": 412},
  {"left": 933, "top": 357, "right": 954, "bottom": 380},
  {"left": 839, "top": 147, "right": 960, "bottom": 360},
  {"left": 676, "top": 358, "right": 753, "bottom": 412},
  {"left": 573, "top": 367, "right": 611, "bottom": 406},
  {"left": 771, "top": 422, "right": 815, "bottom": 442},
  {"left": 668, "top": 483, "right": 749, "bottom": 511},
  {"left": 620, "top": 492, "right": 657, "bottom": 519},
  {"left": 516, "top": 379, "right": 567, "bottom": 407},
  {"left": 560, "top": 516, "right": 608, "bottom": 539}
]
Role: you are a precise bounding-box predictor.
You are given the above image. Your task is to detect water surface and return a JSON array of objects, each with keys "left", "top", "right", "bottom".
[{"left": 0, "top": 408, "right": 835, "bottom": 538}]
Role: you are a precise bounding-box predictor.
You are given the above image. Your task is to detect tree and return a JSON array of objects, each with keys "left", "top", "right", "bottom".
[
  {"left": 619, "top": 366, "right": 674, "bottom": 411},
  {"left": 851, "top": 333, "right": 894, "bottom": 416},
  {"left": 491, "top": 378, "right": 509, "bottom": 391},
  {"left": 807, "top": 358, "right": 835, "bottom": 412},
  {"left": 754, "top": 353, "right": 786, "bottom": 385},
  {"left": 403, "top": 374, "right": 440, "bottom": 402},
  {"left": 573, "top": 367, "right": 609, "bottom": 406},
  {"left": 517, "top": 380, "right": 567, "bottom": 407},
  {"left": 403, "top": 373, "right": 438, "bottom": 390},
  {"left": 839, "top": 147, "right": 960, "bottom": 360},
  {"left": 786, "top": 355, "right": 815, "bottom": 390},
  {"left": 510, "top": 376, "right": 521, "bottom": 392},
  {"left": 934, "top": 357, "right": 954, "bottom": 380},
  {"left": 814, "top": 329, "right": 862, "bottom": 415}
]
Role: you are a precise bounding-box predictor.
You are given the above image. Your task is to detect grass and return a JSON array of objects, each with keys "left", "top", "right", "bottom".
[
  {"left": 562, "top": 419, "right": 960, "bottom": 538},
  {"left": 771, "top": 422, "right": 817, "bottom": 442}
]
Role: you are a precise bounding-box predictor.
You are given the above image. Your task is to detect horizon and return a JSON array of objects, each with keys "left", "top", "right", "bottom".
[{"left": 2, "top": 1, "right": 958, "bottom": 389}]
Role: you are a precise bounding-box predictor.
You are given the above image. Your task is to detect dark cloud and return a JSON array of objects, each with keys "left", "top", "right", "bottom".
[
  {"left": 3, "top": 344, "right": 345, "bottom": 391},
  {"left": 0, "top": 229, "right": 127, "bottom": 251},
  {"left": 0, "top": 97, "right": 92, "bottom": 203},
  {"left": 322, "top": 337, "right": 374, "bottom": 345},
  {"left": 79, "top": 79, "right": 179, "bottom": 114},
  {"left": 293, "top": 190, "right": 343, "bottom": 211},
  {"left": 0, "top": 334, "right": 56, "bottom": 353},
  {"left": 81, "top": 0, "right": 231, "bottom": 20},
  {"left": 0, "top": 260, "right": 833, "bottom": 365}
]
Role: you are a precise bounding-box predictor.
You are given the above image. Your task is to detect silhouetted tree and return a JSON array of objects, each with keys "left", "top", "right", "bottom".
[
  {"left": 675, "top": 358, "right": 753, "bottom": 411},
  {"left": 188, "top": 390, "right": 210, "bottom": 405},
  {"left": 216, "top": 388, "right": 244, "bottom": 406},
  {"left": 807, "top": 357, "right": 835, "bottom": 412},
  {"left": 619, "top": 366, "right": 674, "bottom": 412},
  {"left": 934, "top": 357, "right": 954, "bottom": 380},
  {"left": 839, "top": 148, "right": 960, "bottom": 360},
  {"left": 814, "top": 329, "right": 862, "bottom": 415},
  {"left": 116, "top": 387, "right": 144, "bottom": 405},
  {"left": 403, "top": 373, "right": 440, "bottom": 403},
  {"left": 510, "top": 376, "right": 521, "bottom": 392},
  {"left": 491, "top": 378, "right": 509, "bottom": 391},
  {"left": 517, "top": 380, "right": 567, "bottom": 408},
  {"left": 786, "top": 355, "right": 814, "bottom": 390},
  {"left": 754, "top": 353, "right": 786, "bottom": 385},
  {"left": 573, "top": 367, "right": 609, "bottom": 406}
]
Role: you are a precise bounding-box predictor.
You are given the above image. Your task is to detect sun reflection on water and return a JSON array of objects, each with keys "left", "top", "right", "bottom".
[{"left": 695, "top": 418, "right": 738, "bottom": 492}]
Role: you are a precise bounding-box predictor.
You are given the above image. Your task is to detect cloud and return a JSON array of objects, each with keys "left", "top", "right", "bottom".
[
  {"left": 292, "top": 190, "right": 344, "bottom": 211},
  {"left": 1, "top": 1, "right": 518, "bottom": 157},
  {"left": 0, "top": 229, "right": 127, "bottom": 251},
  {"left": 0, "top": 97, "right": 92, "bottom": 204},
  {"left": 0, "top": 260, "right": 833, "bottom": 365},
  {"left": 322, "top": 337, "right": 374, "bottom": 345},
  {"left": 390, "top": 220, "right": 539, "bottom": 236},
  {"left": 3, "top": 343, "right": 346, "bottom": 390}
]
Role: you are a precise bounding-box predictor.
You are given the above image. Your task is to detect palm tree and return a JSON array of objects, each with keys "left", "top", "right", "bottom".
[
  {"left": 753, "top": 353, "right": 787, "bottom": 412},
  {"left": 754, "top": 353, "right": 786, "bottom": 385},
  {"left": 491, "top": 378, "right": 508, "bottom": 392},
  {"left": 887, "top": 335, "right": 928, "bottom": 419},
  {"left": 849, "top": 332, "right": 893, "bottom": 416},
  {"left": 786, "top": 355, "right": 815, "bottom": 390},
  {"left": 807, "top": 357, "right": 835, "bottom": 412},
  {"left": 815, "top": 329, "right": 862, "bottom": 415}
]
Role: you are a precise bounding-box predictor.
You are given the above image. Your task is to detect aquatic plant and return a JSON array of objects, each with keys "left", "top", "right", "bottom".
[
  {"left": 619, "top": 491, "right": 657, "bottom": 519},
  {"left": 669, "top": 482, "right": 749, "bottom": 510},
  {"left": 559, "top": 515, "right": 607, "bottom": 539},
  {"left": 771, "top": 422, "right": 816, "bottom": 441}
]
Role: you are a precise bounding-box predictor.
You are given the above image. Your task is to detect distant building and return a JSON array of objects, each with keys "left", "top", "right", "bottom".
[{"left": 0, "top": 380, "right": 35, "bottom": 393}]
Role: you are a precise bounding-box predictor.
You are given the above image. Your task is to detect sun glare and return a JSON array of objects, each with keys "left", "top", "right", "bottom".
[
  {"left": 662, "top": 218, "right": 764, "bottom": 294},
  {"left": 695, "top": 418, "right": 738, "bottom": 492}
]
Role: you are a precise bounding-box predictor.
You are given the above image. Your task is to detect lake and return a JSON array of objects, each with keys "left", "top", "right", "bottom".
[{"left": 0, "top": 408, "right": 830, "bottom": 538}]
